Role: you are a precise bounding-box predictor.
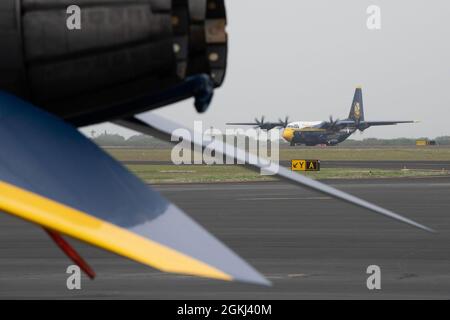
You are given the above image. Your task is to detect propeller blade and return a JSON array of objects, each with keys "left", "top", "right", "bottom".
[
  {"left": 115, "top": 113, "right": 435, "bottom": 234},
  {"left": 277, "top": 116, "right": 289, "bottom": 128}
]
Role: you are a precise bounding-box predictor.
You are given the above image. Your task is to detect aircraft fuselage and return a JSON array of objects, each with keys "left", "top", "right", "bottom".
[{"left": 282, "top": 122, "right": 356, "bottom": 146}]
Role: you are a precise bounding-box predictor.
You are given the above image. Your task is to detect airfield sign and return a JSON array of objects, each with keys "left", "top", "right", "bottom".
[{"left": 291, "top": 160, "right": 320, "bottom": 172}]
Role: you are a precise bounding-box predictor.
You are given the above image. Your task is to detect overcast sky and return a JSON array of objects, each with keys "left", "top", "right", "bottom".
[{"left": 81, "top": 0, "right": 450, "bottom": 139}]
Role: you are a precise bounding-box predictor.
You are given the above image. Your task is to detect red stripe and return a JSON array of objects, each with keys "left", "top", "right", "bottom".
[{"left": 44, "top": 228, "right": 96, "bottom": 279}]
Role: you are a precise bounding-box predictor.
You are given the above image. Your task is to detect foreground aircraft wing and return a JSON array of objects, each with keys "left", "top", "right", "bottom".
[
  {"left": 0, "top": 92, "right": 269, "bottom": 285},
  {"left": 363, "top": 120, "right": 418, "bottom": 126},
  {"left": 116, "top": 113, "right": 434, "bottom": 233}
]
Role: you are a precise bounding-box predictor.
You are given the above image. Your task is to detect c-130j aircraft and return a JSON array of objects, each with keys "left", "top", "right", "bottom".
[{"left": 228, "top": 87, "right": 417, "bottom": 146}]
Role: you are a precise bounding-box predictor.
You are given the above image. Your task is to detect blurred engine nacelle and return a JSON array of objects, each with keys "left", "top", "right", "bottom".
[{"left": 0, "top": 0, "right": 227, "bottom": 125}]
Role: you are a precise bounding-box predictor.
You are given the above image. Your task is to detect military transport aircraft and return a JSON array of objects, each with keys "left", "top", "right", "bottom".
[
  {"left": 282, "top": 88, "right": 417, "bottom": 146},
  {"left": 0, "top": 0, "right": 432, "bottom": 286},
  {"left": 228, "top": 88, "right": 417, "bottom": 146}
]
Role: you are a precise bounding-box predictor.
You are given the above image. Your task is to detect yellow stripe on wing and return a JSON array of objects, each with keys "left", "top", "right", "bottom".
[{"left": 0, "top": 181, "right": 232, "bottom": 281}]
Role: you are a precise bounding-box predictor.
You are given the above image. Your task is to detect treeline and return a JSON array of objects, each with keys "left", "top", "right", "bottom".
[
  {"left": 92, "top": 133, "right": 172, "bottom": 148},
  {"left": 340, "top": 136, "right": 450, "bottom": 146},
  {"left": 91, "top": 133, "right": 450, "bottom": 147}
]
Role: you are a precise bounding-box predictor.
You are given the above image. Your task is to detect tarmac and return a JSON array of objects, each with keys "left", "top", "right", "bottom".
[
  {"left": 122, "top": 160, "right": 450, "bottom": 171},
  {"left": 1, "top": 176, "right": 449, "bottom": 299}
]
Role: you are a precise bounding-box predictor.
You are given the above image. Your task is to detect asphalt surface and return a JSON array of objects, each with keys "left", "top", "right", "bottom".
[
  {"left": 1, "top": 177, "right": 450, "bottom": 299},
  {"left": 122, "top": 160, "right": 450, "bottom": 170},
  {"left": 314, "top": 160, "right": 450, "bottom": 170}
]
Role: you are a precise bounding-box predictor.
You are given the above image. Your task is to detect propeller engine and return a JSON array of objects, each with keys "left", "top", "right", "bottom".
[
  {"left": 254, "top": 116, "right": 266, "bottom": 129},
  {"left": 0, "top": 0, "right": 228, "bottom": 126},
  {"left": 324, "top": 115, "right": 340, "bottom": 131},
  {"left": 228, "top": 115, "right": 290, "bottom": 130},
  {"left": 278, "top": 116, "right": 290, "bottom": 128}
]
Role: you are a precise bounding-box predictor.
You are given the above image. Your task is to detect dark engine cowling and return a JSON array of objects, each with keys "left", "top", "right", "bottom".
[{"left": 0, "top": 0, "right": 227, "bottom": 125}]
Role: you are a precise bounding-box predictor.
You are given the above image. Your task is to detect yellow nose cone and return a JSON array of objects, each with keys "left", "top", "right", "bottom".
[{"left": 282, "top": 128, "right": 294, "bottom": 142}]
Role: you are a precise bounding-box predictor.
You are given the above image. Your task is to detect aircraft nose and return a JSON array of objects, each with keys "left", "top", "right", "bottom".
[{"left": 282, "top": 128, "right": 294, "bottom": 141}]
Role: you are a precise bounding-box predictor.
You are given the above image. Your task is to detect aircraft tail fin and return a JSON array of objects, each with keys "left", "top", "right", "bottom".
[{"left": 348, "top": 87, "right": 364, "bottom": 122}]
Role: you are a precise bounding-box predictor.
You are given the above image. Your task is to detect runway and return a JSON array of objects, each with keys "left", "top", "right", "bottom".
[
  {"left": 307, "top": 160, "right": 450, "bottom": 170},
  {"left": 122, "top": 160, "right": 450, "bottom": 170},
  {"left": 1, "top": 177, "right": 450, "bottom": 299}
]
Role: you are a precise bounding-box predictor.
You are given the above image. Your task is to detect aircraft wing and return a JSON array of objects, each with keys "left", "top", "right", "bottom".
[
  {"left": 226, "top": 122, "right": 259, "bottom": 126},
  {"left": 0, "top": 92, "right": 269, "bottom": 285},
  {"left": 316, "top": 120, "right": 356, "bottom": 131},
  {"left": 363, "top": 121, "right": 417, "bottom": 126},
  {"left": 296, "top": 128, "right": 327, "bottom": 132},
  {"left": 335, "top": 120, "right": 358, "bottom": 126},
  {"left": 116, "top": 113, "right": 434, "bottom": 233}
]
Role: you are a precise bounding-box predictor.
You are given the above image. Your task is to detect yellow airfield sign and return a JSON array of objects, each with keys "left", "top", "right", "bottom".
[{"left": 291, "top": 160, "right": 320, "bottom": 172}]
